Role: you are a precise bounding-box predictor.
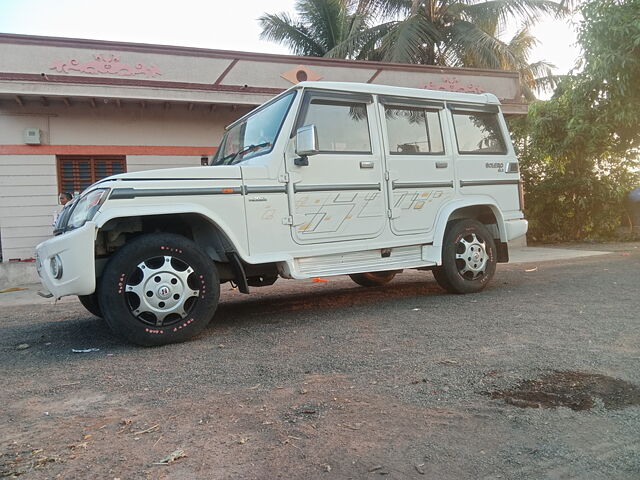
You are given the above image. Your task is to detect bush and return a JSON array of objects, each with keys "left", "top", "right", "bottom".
[
  {"left": 508, "top": 0, "right": 640, "bottom": 242},
  {"left": 510, "top": 108, "right": 638, "bottom": 242}
]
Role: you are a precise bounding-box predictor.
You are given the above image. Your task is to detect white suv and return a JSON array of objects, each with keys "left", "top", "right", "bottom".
[{"left": 36, "top": 82, "right": 527, "bottom": 346}]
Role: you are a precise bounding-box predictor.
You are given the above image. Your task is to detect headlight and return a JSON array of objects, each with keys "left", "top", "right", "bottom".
[
  {"left": 50, "top": 255, "right": 63, "bottom": 279},
  {"left": 67, "top": 189, "right": 109, "bottom": 230}
]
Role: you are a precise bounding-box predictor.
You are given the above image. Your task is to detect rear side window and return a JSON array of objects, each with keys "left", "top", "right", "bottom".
[
  {"left": 452, "top": 111, "right": 507, "bottom": 154},
  {"left": 302, "top": 99, "right": 371, "bottom": 153},
  {"left": 384, "top": 106, "right": 444, "bottom": 154}
]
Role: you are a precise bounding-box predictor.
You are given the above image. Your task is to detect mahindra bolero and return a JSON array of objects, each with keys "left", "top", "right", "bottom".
[{"left": 36, "top": 82, "right": 527, "bottom": 345}]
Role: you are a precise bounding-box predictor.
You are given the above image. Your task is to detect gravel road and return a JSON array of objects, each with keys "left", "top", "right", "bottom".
[{"left": 1, "top": 243, "right": 639, "bottom": 479}]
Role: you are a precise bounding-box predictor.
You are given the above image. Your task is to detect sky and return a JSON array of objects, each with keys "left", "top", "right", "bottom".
[{"left": 0, "top": 0, "right": 581, "bottom": 77}]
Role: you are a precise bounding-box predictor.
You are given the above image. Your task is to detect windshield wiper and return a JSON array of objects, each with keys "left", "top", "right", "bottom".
[
  {"left": 215, "top": 142, "right": 271, "bottom": 166},
  {"left": 214, "top": 152, "right": 237, "bottom": 165}
]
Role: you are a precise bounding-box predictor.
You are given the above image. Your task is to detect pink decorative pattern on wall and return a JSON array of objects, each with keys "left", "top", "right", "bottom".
[
  {"left": 422, "top": 76, "right": 484, "bottom": 94},
  {"left": 50, "top": 54, "right": 161, "bottom": 78}
]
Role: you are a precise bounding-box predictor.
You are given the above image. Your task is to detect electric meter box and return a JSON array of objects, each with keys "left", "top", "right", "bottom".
[{"left": 24, "top": 128, "right": 41, "bottom": 145}]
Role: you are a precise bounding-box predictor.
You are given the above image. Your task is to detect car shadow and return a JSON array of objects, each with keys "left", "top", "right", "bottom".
[
  {"left": 210, "top": 278, "right": 448, "bottom": 331},
  {"left": 0, "top": 276, "right": 450, "bottom": 354}
]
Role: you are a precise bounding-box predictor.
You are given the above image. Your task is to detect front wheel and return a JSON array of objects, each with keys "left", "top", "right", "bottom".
[
  {"left": 432, "top": 219, "right": 497, "bottom": 294},
  {"left": 349, "top": 271, "right": 397, "bottom": 287},
  {"left": 78, "top": 292, "right": 102, "bottom": 318},
  {"left": 99, "top": 233, "right": 219, "bottom": 346}
]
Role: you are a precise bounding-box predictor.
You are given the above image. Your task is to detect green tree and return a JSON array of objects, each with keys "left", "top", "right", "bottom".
[
  {"left": 512, "top": 0, "right": 640, "bottom": 241},
  {"left": 258, "top": 0, "right": 387, "bottom": 58},
  {"left": 260, "top": 0, "right": 571, "bottom": 69},
  {"left": 367, "top": 0, "right": 571, "bottom": 67},
  {"left": 576, "top": 0, "right": 640, "bottom": 153}
]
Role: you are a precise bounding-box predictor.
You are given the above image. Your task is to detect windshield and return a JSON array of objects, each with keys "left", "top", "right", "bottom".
[{"left": 213, "top": 91, "right": 296, "bottom": 166}]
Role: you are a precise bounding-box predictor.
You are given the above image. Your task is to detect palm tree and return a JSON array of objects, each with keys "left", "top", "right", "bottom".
[
  {"left": 366, "top": 0, "right": 573, "bottom": 66},
  {"left": 455, "top": 19, "right": 562, "bottom": 99},
  {"left": 261, "top": 1, "right": 573, "bottom": 68},
  {"left": 258, "top": 0, "right": 386, "bottom": 59},
  {"left": 504, "top": 25, "right": 562, "bottom": 100}
]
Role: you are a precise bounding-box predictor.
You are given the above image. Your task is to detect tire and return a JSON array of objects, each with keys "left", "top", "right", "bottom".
[
  {"left": 78, "top": 292, "right": 102, "bottom": 318},
  {"left": 432, "top": 219, "right": 497, "bottom": 294},
  {"left": 349, "top": 271, "right": 397, "bottom": 287},
  {"left": 431, "top": 267, "right": 454, "bottom": 292},
  {"left": 99, "top": 233, "right": 219, "bottom": 346}
]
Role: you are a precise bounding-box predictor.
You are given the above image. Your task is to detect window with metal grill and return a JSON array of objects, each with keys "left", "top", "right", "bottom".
[{"left": 57, "top": 156, "right": 126, "bottom": 194}]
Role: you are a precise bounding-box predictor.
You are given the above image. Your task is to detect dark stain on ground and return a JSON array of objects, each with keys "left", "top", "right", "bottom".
[{"left": 487, "top": 371, "right": 640, "bottom": 411}]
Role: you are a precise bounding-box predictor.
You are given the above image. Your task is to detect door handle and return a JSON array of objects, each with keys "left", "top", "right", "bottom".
[
  {"left": 435, "top": 161, "right": 448, "bottom": 169},
  {"left": 360, "top": 161, "right": 374, "bottom": 169}
]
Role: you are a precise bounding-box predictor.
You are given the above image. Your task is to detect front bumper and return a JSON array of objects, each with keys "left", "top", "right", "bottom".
[
  {"left": 504, "top": 218, "right": 528, "bottom": 241},
  {"left": 35, "top": 222, "right": 97, "bottom": 298}
]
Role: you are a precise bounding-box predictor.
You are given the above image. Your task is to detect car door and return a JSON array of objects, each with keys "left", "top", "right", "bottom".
[
  {"left": 448, "top": 103, "right": 520, "bottom": 211},
  {"left": 286, "top": 89, "right": 386, "bottom": 245},
  {"left": 378, "top": 96, "right": 455, "bottom": 237}
]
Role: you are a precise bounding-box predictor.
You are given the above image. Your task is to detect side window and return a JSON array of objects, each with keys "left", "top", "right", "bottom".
[
  {"left": 452, "top": 111, "right": 507, "bottom": 154},
  {"left": 385, "top": 106, "right": 444, "bottom": 154},
  {"left": 302, "top": 99, "right": 371, "bottom": 153}
]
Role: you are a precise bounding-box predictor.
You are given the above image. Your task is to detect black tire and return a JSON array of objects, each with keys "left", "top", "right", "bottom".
[
  {"left": 78, "top": 292, "right": 102, "bottom": 318},
  {"left": 99, "top": 233, "right": 219, "bottom": 346},
  {"left": 432, "top": 219, "right": 497, "bottom": 294},
  {"left": 431, "top": 267, "right": 454, "bottom": 292},
  {"left": 349, "top": 271, "right": 397, "bottom": 287}
]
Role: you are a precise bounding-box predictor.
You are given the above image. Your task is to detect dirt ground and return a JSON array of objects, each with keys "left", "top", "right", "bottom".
[{"left": 1, "top": 243, "right": 639, "bottom": 479}]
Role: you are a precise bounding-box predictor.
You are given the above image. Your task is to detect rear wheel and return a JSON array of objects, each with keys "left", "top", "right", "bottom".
[
  {"left": 78, "top": 292, "right": 102, "bottom": 318},
  {"left": 349, "top": 271, "right": 397, "bottom": 287},
  {"left": 99, "top": 233, "right": 219, "bottom": 346},
  {"left": 432, "top": 219, "right": 496, "bottom": 294}
]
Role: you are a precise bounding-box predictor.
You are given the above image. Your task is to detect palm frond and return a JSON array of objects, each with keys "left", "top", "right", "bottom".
[
  {"left": 534, "top": 72, "right": 566, "bottom": 92},
  {"left": 258, "top": 13, "right": 325, "bottom": 57},
  {"left": 507, "top": 24, "right": 538, "bottom": 62},
  {"left": 526, "top": 60, "right": 557, "bottom": 79},
  {"left": 446, "top": 20, "right": 517, "bottom": 69},
  {"left": 463, "top": 0, "right": 570, "bottom": 32},
  {"left": 296, "top": 0, "right": 347, "bottom": 51},
  {"left": 373, "top": 0, "right": 413, "bottom": 18},
  {"left": 520, "top": 60, "right": 559, "bottom": 100},
  {"left": 327, "top": 21, "right": 395, "bottom": 58},
  {"left": 379, "top": 14, "right": 442, "bottom": 63},
  {"left": 260, "top": 0, "right": 383, "bottom": 58}
]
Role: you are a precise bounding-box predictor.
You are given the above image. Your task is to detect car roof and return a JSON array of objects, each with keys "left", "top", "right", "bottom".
[{"left": 292, "top": 81, "right": 501, "bottom": 105}]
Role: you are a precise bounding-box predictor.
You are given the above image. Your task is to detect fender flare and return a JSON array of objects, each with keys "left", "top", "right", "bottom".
[
  {"left": 93, "top": 203, "right": 250, "bottom": 261},
  {"left": 431, "top": 196, "right": 507, "bottom": 249}
]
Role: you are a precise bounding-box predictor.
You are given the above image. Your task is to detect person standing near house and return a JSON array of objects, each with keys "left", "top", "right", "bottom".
[
  {"left": 53, "top": 192, "right": 73, "bottom": 227},
  {"left": 59, "top": 192, "right": 72, "bottom": 206}
]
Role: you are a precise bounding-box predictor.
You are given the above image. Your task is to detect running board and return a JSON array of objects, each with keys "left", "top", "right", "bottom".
[{"left": 292, "top": 244, "right": 437, "bottom": 278}]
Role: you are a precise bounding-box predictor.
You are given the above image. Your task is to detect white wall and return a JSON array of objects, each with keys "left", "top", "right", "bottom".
[
  {"left": 0, "top": 102, "right": 251, "bottom": 146},
  {"left": 0, "top": 155, "right": 58, "bottom": 260}
]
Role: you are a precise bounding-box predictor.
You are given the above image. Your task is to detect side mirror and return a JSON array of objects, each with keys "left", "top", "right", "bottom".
[{"left": 294, "top": 125, "right": 318, "bottom": 166}]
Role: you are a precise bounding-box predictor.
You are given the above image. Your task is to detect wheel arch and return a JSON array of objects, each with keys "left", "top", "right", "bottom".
[
  {"left": 430, "top": 198, "right": 509, "bottom": 264},
  {"left": 94, "top": 206, "right": 247, "bottom": 264}
]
